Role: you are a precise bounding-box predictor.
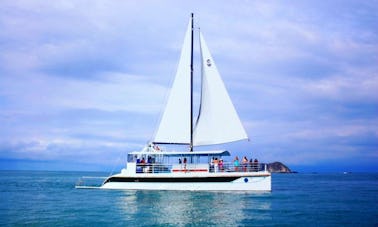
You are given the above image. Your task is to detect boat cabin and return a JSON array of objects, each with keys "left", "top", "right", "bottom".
[
  {"left": 122, "top": 149, "right": 263, "bottom": 175},
  {"left": 125, "top": 149, "right": 230, "bottom": 174}
]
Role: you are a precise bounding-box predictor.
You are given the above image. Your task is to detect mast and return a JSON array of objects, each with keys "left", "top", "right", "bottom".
[{"left": 190, "top": 13, "right": 194, "bottom": 152}]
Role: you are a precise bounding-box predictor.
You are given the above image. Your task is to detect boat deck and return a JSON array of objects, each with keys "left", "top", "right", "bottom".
[{"left": 133, "top": 162, "right": 267, "bottom": 174}]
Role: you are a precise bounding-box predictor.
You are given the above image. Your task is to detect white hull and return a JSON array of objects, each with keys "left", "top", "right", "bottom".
[{"left": 100, "top": 174, "right": 271, "bottom": 191}]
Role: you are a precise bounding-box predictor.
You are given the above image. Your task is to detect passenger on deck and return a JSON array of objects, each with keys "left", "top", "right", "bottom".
[
  {"left": 146, "top": 156, "right": 152, "bottom": 173},
  {"left": 254, "top": 159, "right": 259, "bottom": 171},
  {"left": 234, "top": 156, "right": 240, "bottom": 171},
  {"left": 153, "top": 145, "right": 160, "bottom": 151},
  {"left": 219, "top": 159, "right": 224, "bottom": 172},
  {"left": 141, "top": 157, "right": 146, "bottom": 173},
  {"left": 242, "top": 156, "right": 248, "bottom": 172},
  {"left": 136, "top": 157, "right": 142, "bottom": 173},
  {"left": 214, "top": 158, "right": 219, "bottom": 173},
  {"left": 183, "top": 157, "right": 187, "bottom": 170},
  {"left": 249, "top": 158, "right": 254, "bottom": 172}
]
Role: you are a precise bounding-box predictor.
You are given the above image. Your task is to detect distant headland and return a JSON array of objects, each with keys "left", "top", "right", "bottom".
[{"left": 267, "top": 162, "right": 295, "bottom": 173}]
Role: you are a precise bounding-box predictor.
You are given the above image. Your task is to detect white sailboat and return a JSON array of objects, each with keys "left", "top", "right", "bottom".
[{"left": 77, "top": 14, "right": 271, "bottom": 191}]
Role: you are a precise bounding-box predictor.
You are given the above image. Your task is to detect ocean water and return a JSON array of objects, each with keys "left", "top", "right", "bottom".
[{"left": 0, "top": 171, "right": 377, "bottom": 226}]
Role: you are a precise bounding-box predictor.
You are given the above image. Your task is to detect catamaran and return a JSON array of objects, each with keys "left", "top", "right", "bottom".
[{"left": 76, "top": 14, "right": 271, "bottom": 191}]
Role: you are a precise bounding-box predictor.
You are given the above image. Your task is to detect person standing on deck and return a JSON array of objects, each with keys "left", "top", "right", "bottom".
[
  {"left": 234, "top": 156, "right": 240, "bottom": 171},
  {"left": 183, "top": 157, "right": 187, "bottom": 170},
  {"left": 254, "top": 159, "right": 259, "bottom": 171},
  {"left": 219, "top": 159, "right": 224, "bottom": 172},
  {"left": 214, "top": 158, "right": 219, "bottom": 173},
  {"left": 249, "top": 158, "right": 254, "bottom": 172},
  {"left": 242, "top": 156, "right": 248, "bottom": 172}
]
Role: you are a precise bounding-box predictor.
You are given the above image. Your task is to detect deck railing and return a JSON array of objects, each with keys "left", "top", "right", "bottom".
[
  {"left": 135, "top": 162, "right": 267, "bottom": 174},
  {"left": 136, "top": 164, "right": 173, "bottom": 174},
  {"left": 210, "top": 162, "right": 266, "bottom": 173}
]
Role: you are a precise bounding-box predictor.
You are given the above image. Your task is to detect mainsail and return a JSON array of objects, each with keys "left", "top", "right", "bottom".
[
  {"left": 153, "top": 16, "right": 248, "bottom": 147},
  {"left": 153, "top": 19, "right": 192, "bottom": 144}
]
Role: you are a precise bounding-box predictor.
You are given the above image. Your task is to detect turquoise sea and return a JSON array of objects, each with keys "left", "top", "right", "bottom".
[{"left": 1, "top": 171, "right": 377, "bottom": 226}]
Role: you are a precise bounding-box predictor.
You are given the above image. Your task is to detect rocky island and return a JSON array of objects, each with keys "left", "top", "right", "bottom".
[{"left": 267, "top": 162, "right": 293, "bottom": 173}]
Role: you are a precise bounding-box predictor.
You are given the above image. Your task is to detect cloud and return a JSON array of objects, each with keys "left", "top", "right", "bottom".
[
  {"left": 0, "top": 71, "right": 167, "bottom": 113},
  {"left": 0, "top": 0, "right": 377, "bottom": 171}
]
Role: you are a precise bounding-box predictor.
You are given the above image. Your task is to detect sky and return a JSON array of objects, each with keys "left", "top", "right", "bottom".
[{"left": 1, "top": 0, "right": 377, "bottom": 172}]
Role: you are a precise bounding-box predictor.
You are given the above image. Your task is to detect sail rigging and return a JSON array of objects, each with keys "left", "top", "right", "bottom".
[{"left": 153, "top": 14, "right": 248, "bottom": 147}]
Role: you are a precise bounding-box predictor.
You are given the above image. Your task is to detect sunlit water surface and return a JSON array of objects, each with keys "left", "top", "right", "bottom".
[{"left": 1, "top": 171, "right": 377, "bottom": 226}]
